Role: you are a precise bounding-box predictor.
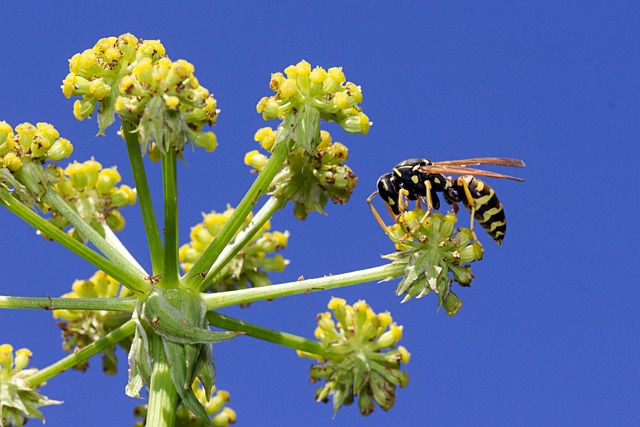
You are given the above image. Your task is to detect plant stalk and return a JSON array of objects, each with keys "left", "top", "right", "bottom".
[
  {"left": 203, "top": 263, "right": 404, "bottom": 310},
  {"left": 183, "top": 134, "right": 293, "bottom": 291},
  {"left": 26, "top": 319, "right": 136, "bottom": 387},
  {"left": 122, "top": 121, "right": 164, "bottom": 273}
]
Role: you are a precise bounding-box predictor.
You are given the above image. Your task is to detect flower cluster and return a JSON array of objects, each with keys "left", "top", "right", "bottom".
[
  {"left": 47, "top": 158, "right": 136, "bottom": 240},
  {"left": 383, "top": 210, "right": 484, "bottom": 315},
  {"left": 133, "top": 380, "right": 236, "bottom": 427},
  {"left": 246, "top": 128, "right": 358, "bottom": 220},
  {"left": 257, "top": 60, "right": 370, "bottom": 153},
  {"left": 298, "top": 298, "right": 410, "bottom": 416},
  {"left": 0, "top": 121, "right": 73, "bottom": 172},
  {"left": 53, "top": 271, "right": 130, "bottom": 374},
  {"left": 62, "top": 33, "right": 218, "bottom": 154},
  {"left": 179, "top": 206, "right": 289, "bottom": 294},
  {"left": 0, "top": 344, "right": 62, "bottom": 426}
]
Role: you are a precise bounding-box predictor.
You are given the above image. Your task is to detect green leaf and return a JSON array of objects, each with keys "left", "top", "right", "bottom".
[
  {"left": 97, "top": 88, "right": 118, "bottom": 135},
  {"left": 196, "top": 344, "right": 216, "bottom": 401},
  {"left": 126, "top": 310, "right": 152, "bottom": 398},
  {"left": 295, "top": 103, "right": 320, "bottom": 153},
  {"left": 142, "top": 289, "right": 243, "bottom": 344},
  {"left": 163, "top": 339, "right": 212, "bottom": 425}
]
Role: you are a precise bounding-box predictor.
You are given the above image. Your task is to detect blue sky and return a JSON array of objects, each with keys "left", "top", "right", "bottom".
[{"left": 1, "top": 1, "right": 639, "bottom": 426}]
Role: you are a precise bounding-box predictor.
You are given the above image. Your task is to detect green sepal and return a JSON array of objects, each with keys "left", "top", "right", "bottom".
[
  {"left": 97, "top": 87, "right": 118, "bottom": 136},
  {"left": 196, "top": 344, "right": 216, "bottom": 401},
  {"left": 15, "top": 162, "right": 53, "bottom": 201},
  {"left": 137, "top": 96, "right": 188, "bottom": 155},
  {"left": 162, "top": 339, "right": 212, "bottom": 425},
  {"left": 294, "top": 102, "right": 321, "bottom": 153},
  {"left": 273, "top": 115, "right": 294, "bottom": 152},
  {"left": 0, "top": 168, "right": 35, "bottom": 207},
  {"left": 126, "top": 308, "right": 153, "bottom": 398},
  {"left": 141, "top": 289, "right": 243, "bottom": 344}
]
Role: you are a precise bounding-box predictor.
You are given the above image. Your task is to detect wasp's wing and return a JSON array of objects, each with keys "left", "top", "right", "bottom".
[
  {"left": 420, "top": 165, "right": 525, "bottom": 182},
  {"left": 434, "top": 157, "right": 525, "bottom": 168}
]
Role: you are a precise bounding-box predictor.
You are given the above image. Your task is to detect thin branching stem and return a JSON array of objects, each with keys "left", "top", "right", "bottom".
[
  {"left": 202, "top": 263, "right": 405, "bottom": 310},
  {"left": 183, "top": 135, "right": 293, "bottom": 291},
  {"left": 200, "top": 195, "right": 285, "bottom": 292},
  {"left": 0, "top": 295, "right": 136, "bottom": 311},
  {"left": 0, "top": 187, "right": 149, "bottom": 293},
  {"left": 26, "top": 319, "right": 137, "bottom": 387},
  {"left": 122, "top": 121, "right": 164, "bottom": 273},
  {"left": 161, "top": 148, "right": 179, "bottom": 287},
  {"left": 207, "top": 311, "right": 328, "bottom": 357}
]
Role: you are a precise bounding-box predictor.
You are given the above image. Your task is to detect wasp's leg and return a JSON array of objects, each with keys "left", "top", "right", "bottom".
[
  {"left": 456, "top": 178, "right": 481, "bottom": 243},
  {"left": 399, "top": 181, "right": 434, "bottom": 242},
  {"left": 367, "top": 191, "right": 392, "bottom": 235}
]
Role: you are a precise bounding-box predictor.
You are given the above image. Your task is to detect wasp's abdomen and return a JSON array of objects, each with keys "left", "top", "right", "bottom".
[{"left": 455, "top": 176, "right": 507, "bottom": 245}]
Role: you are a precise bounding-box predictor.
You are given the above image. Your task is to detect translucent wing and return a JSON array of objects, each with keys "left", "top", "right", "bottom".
[
  {"left": 420, "top": 164, "right": 525, "bottom": 182},
  {"left": 433, "top": 157, "right": 525, "bottom": 168}
]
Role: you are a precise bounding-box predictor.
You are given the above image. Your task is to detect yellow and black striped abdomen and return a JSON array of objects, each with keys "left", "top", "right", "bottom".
[{"left": 455, "top": 176, "right": 507, "bottom": 245}]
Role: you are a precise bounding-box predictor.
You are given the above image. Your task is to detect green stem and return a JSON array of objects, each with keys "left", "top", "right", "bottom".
[
  {"left": 26, "top": 319, "right": 136, "bottom": 387},
  {"left": 202, "top": 263, "right": 404, "bottom": 310},
  {"left": 161, "top": 149, "right": 179, "bottom": 287},
  {"left": 122, "top": 121, "right": 164, "bottom": 273},
  {"left": 200, "top": 195, "right": 285, "bottom": 292},
  {"left": 0, "top": 187, "right": 149, "bottom": 293},
  {"left": 184, "top": 134, "right": 293, "bottom": 290},
  {"left": 206, "top": 311, "right": 328, "bottom": 357},
  {"left": 146, "top": 335, "right": 178, "bottom": 427},
  {"left": 0, "top": 295, "right": 136, "bottom": 311},
  {"left": 15, "top": 165, "right": 143, "bottom": 279}
]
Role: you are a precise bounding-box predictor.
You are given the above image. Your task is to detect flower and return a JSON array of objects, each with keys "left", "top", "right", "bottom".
[
  {"left": 383, "top": 211, "right": 484, "bottom": 315},
  {"left": 298, "top": 298, "right": 410, "bottom": 416},
  {"left": 256, "top": 60, "right": 370, "bottom": 153},
  {"left": 47, "top": 158, "right": 136, "bottom": 241},
  {"left": 0, "top": 344, "right": 62, "bottom": 426},
  {"left": 53, "top": 271, "right": 131, "bottom": 374},
  {"left": 247, "top": 129, "right": 358, "bottom": 220},
  {"left": 0, "top": 121, "right": 73, "bottom": 171},
  {"left": 62, "top": 33, "right": 219, "bottom": 155},
  {"left": 179, "top": 206, "right": 289, "bottom": 295}
]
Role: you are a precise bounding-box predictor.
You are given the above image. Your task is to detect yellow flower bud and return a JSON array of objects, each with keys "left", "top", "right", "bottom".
[
  {"left": 46, "top": 137, "right": 74, "bottom": 161},
  {"left": 244, "top": 150, "right": 268, "bottom": 172},
  {"left": 333, "top": 91, "right": 350, "bottom": 110},
  {"left": 327, "top": 67, "right": 346, "bottom": 83},
  {"left": 96, "top": 168, "right": 121, "bottom": 195},
  {"left": 295, "top": 60, "right": 311, "bottom": 76},
  {"left": 3, "top": 153, "right": 22, "bottom": 171},
  {"left": 89, "top": 79, "right": 111, "bottom": 100},
  {"left": 328, "top": 297, "right": 346, "bottom": 311},
  {"left": 309, "top": 66, "right": 328, "bottom": 83},
  {"left": 106, "top": 211, "right": 126, "bottom": 231},
  {"left": 279, "top": 78, "right": 298, "bottom": 98}
]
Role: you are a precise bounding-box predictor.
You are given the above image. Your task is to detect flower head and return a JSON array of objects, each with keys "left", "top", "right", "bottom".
[
  {"left": 247, "top": 129, "right": 358, "bottom": 220},
  {"left": 383, "top": 211, "right": 484, "bottom": 315},
  {"left": 62, "top": 33, "right": 219, "bottom": 155},
  {"left": 298, "top": 298, "right": 410, "bottom": 416},
  {"left": 53, "top": 271, "right": 130, "bottom": 374},
  {"left": 0, "top": 121, "right": 73, "bottom": 172},
  {"left": 179, "top": 206, "right": 289, "bottom": 295},
  {"left": 46, "top": 158, "right": 136, "bottom": 241},
  {"left": 256, "top": 60, "right": 370, "bottom": 153},
  {"left": 0, "top": 344, "right": 62, "bottom": 426}
]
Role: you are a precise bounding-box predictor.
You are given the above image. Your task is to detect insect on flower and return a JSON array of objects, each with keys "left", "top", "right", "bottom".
[{"left": 368, "top": 157, "right": 525, "bottom": 245}]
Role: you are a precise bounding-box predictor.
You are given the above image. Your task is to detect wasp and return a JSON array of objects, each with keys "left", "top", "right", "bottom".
[{"left": 367, "top": 157, "right": 525, "bottom": 245}]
